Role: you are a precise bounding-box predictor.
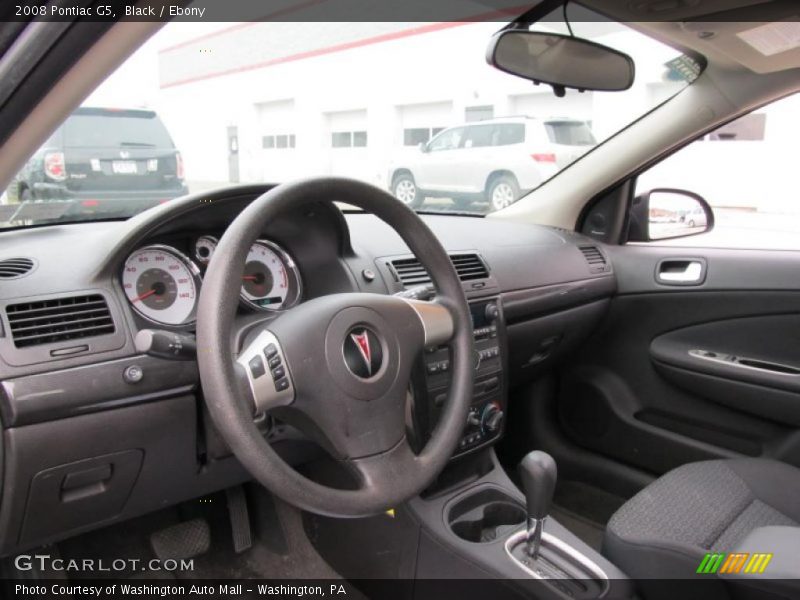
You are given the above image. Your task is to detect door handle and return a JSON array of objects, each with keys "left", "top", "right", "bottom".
[
  {"left": 60, "top": 464, "right": 113, "bottom": 502},
  {"left": 660, "top": 262, "right": 702, "bottom": 282},
  {"left": 656, "top": 258, "right": 706, "bottom": 286}
]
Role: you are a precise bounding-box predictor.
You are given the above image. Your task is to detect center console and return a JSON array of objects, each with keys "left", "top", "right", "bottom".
[
  {"left": 405, "top": 296, "right": 633, "bottom": 598},
  {"left": 415, "top": 297, "right": 507, "bottom": 458},
  {"left": 403, "top": 450, "right": 634, "bottom": 600},
  {"left": 306, "top": 293, "right": 633, "bottom": 599}
]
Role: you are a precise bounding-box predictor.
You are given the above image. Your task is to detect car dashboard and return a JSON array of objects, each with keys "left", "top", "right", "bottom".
[{"left": 0, "top": 184, "right": 615, "bottom": 556}]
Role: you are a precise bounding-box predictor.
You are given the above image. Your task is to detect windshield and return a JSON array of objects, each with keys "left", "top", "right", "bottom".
[{"left": 1, "top": 16, "right": 694, "bottom": 227}]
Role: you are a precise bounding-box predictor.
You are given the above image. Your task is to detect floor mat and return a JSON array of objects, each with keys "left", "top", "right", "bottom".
[
  {"left": 54, "top": 485, "right": 351, "bottom": 583},
  {"left": 188, "top": 486, "right": 344, "bottom": 580},
  {"left": 57, "top": 508, "right": 183, "bottom": 580}
]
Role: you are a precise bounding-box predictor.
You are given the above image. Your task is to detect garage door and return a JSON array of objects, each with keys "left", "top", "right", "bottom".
[
  {"left": 326, "top": 109, "right": 368, "bottom": 180},
  {"left": 256, "top": 99, "right": 299, "bottom": 182},
  {"left": 397, "top": 101, "right": 454, "bottom": 146}
]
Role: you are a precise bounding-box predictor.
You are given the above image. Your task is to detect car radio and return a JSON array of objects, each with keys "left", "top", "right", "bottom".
[{"left": 415, "top": 297, "right": 506, "bottom": 458}]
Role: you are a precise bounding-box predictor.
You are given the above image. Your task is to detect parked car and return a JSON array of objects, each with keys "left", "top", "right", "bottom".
[
  {"left": 389, "top": 116, "right": 595, "bottom": 211},
  {"left": 13, "top": 107, "right": 187, "bottom": 216},
  {"left": 680, "top": 206, "right": 708, "bottom": 228}
]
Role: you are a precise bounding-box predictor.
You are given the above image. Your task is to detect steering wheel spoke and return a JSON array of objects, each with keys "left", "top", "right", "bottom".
[
  {"left": 350, "top": 436, "right": 419, "bottom": 492},
  {"left": 235, "top": 328, "right": 295, "bottom": 416},
  {"left": 401, "top": 297, "right": 456, "bottom": 347}
]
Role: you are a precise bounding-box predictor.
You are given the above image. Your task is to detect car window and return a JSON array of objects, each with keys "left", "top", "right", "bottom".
[
  {"left": 43, "top": 128, "right": 62, "bottom": 148},
  {"left": 428, "top": 127, "right": 465, "bottom": 152},
  {"left": 635, "top": 92, "right": 800, "bottom": 250},
  {"left": 544, "top": 121, "right": 596, "bottom": 146},
  {"left": 463, "top": 125, "right": 494, "bottom": 148},
  {"left": 63, "top": 109, "right": 175, "bottom": 148},
  {"left": 494, "top": 124, "right": 525, "bottom": 146}
]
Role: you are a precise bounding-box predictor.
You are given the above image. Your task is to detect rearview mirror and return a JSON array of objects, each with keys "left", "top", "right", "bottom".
[
  {"left": 486, "top": 30, "right": 635, "bottom": 95},
  {"left": 418, "top": 142, "right": 428, "bottom": 153},
  {"left": 629, "top": 189, "right": 714, "bottom": 242}
]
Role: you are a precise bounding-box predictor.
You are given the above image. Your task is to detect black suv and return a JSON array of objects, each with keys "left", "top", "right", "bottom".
[{"left": 13, "top": 107, "right": 187, "bottom": 216}]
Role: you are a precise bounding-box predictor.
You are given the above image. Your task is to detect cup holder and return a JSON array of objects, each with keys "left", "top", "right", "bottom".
[{"left": 447, "top": 487, "right": 526, "bottom": 543}]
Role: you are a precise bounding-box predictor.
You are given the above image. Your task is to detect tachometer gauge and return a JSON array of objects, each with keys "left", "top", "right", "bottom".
[
  {"left": 194, "top": 235, "right": 217, "bottom": 265},
  {"left": 240, "top": 240, "right": 302, "bottom": 310},
  {"left": 122, "top": 245, "right": 201, "bottom": 326}
]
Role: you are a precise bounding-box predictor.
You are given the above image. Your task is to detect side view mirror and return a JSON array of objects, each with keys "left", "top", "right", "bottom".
[
  {"left": 629, "top": 189, "right": 714, "bottom": 242},
  {"left": 418, "top": 142, "right": 428, "bottom": 153},
  {"left": 486, "top": 30, "right": 634, "bottom": 96}
]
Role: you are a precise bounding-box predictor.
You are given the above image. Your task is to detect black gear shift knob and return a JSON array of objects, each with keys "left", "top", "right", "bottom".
[
  {"left": 519, "top": 450, "right": 557, "bottom": 519},
  {"left": 518, "top": 450, "right": 557, "bottom": 560}
]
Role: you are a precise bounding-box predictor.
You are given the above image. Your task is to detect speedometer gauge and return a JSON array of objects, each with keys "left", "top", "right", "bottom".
[
  {"left": 240, "top": 240, "right": 302, "bottom": 311},
  {"left": 122, "top": 245, "right": 201, "bottom": 326}
]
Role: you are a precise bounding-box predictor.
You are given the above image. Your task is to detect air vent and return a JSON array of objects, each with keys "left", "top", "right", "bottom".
[
  {"left": 0, "top": 257, "right": 35, "bottom": 279},
  {"left": 390, "top": 257, "right": 432, "bottom": 287},
  {"left": 578, "top": 245, "right": 609, "bottom": 274},
  {"left": 450, "top": 253, "right": 490, "bottom": 281},
  {"left": 389, "top": 253, "right": 489, "bottom": 287},
  {"left": 6, "top": 294, "right": 115, "bottom": 348}
]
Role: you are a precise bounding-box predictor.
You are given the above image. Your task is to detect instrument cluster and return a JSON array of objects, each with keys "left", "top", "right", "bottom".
[{"left": 121, "top": 236, "right": 302, "bottom": 327}]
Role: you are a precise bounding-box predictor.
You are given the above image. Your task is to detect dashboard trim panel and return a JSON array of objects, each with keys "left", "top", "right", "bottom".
[
  {"left": 502, "top": 276, "right": 616, "bottom": 324},
  {"left": 0, "top": 354, "right": 198, "bottom": 427}
]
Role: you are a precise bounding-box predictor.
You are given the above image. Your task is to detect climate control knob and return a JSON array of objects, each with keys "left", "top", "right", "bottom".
[
  {"left": 484, "top": 302, "right": 499, "bottom": 322},
  {"left": 482, "top": 403, "right": 504, "bottom": 434}
]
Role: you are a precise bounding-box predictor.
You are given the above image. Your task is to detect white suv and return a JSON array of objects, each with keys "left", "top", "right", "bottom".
[{"left": 389, "top": 116, "right": 596, "bottom": 211}]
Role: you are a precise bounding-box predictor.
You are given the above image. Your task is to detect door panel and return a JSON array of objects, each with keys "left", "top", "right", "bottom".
[
  {"left": 650, "top": 315, "right": 800, "bottom": 425},
  {"left": 556, "top": 245, "right": 800, "bottom": 478},
  {"left": 612, "top": 245, "right": 800, "bottom": 293}
]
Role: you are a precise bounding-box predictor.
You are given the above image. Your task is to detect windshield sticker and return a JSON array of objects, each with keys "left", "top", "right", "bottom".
[{"left": 664, "top": 55, "right": 702, "bottom": 83}]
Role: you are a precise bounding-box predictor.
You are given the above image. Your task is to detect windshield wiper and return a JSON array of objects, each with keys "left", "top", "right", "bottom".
[{"left": 119, "top": 142, "right": 156, "bottom": 147}]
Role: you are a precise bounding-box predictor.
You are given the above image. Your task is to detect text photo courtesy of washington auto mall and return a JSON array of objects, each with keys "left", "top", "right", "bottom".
[{"left": 1, "top": 0, "right": 800, "bottom": 600}]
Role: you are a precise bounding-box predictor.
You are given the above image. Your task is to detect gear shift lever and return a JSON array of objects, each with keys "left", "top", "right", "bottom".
[{"left": 518, "top": 450, "right": 557, "bottom": 560}]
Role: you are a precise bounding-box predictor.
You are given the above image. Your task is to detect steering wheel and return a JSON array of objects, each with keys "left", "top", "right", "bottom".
[{"left": 196, "top": 178, "right": 474, "bottom": 517}]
